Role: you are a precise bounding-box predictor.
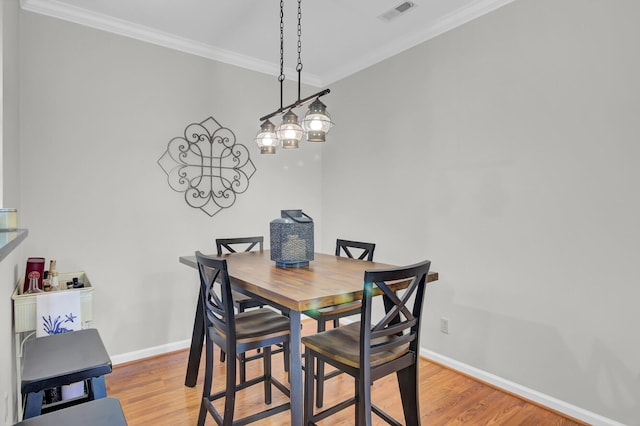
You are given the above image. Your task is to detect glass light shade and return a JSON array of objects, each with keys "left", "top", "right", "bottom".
[
  {"left": 302, "top": 98, "right": 334, "bottom": 142},
  {"left": 255, "top": 120, "right": 279, "bottom": 154},
  {"left": 277, "top": 110, "right": 303, "bottom": 149}
]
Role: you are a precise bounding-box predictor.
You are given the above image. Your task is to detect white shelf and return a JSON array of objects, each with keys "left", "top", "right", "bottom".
[{"left": 12, "top": 271, "right": 94, "bottom": 333}]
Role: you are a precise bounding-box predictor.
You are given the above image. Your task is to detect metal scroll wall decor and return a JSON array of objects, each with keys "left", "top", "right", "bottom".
[{"left": 158, "top": 116, "right": 256, "bottom": 217}]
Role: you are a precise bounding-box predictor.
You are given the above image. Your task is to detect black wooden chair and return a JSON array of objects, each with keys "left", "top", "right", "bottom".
[
  {"left": 303, "top": 238, "right": 375, "bottom": 408},
  {"left": 215, "top": 236, "right": 265, "bottom": 314},
  {"left": 302, "top": 259, "right": 431, "bottom": 425},
  {"left": 215, "top": 236, "right": 288, "bottom": 382},
  {"left": 195, "top": 251, "right": 291, "bottom": 426}
]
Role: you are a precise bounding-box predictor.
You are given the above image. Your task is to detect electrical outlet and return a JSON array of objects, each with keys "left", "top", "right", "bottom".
[{"left": 440, "top": 317, "right": 449, "bottom": 334}]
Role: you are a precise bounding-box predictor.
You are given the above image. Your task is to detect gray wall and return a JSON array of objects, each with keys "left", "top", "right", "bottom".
[
  {"left": 3, "top": 0, "right": 639, "bottom": 424},
  {"left": 1, "top": 0, "right": 22, "bottom": 424},
  {"left": 323, "top": 0, "right": 639, "bottom": 424},
  {"left": 2, "top": 0, "right": 19, "bottom": 207},
  {"left": 18, "top": 6, "right": 323, "bottom": 354},
  {"left": 2, "top": 8, "right": 323, "bottom": 423}
]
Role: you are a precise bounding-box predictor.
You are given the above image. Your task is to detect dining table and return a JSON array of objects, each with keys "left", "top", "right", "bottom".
[{"left": 179, "top": 250, "right": 439, "bottom": 426}]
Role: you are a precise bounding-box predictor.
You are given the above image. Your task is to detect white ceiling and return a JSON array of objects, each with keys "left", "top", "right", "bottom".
[{"left": 20, "top": 0, "right": 516, "bottom": 87}]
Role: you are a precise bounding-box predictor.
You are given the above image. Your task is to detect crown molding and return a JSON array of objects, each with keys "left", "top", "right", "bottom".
[
  {"left": 19, "top": 0, "right": 323, "bottom": 87},
  {"left": 319, "top": 0, "right": 517, "bottom": 86},
  {"left": 20, "top": 0, "right": 514, "bottom": 88}
]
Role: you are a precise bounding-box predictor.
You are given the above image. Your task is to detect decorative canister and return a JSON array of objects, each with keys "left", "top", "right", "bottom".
[
  {"left": 23, "top": 257, "right": 45, "bottom": 293},
  {"left": 270, "top": 210, "right": 314, "bottom": 268},
  {"left": 0, "top": 208, "right": 17, "bottom": 230}
]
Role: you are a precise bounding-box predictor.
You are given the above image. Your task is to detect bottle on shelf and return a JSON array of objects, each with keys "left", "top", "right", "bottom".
[{"left": 49, "top": 259, "right": 59, "bottom": 291}]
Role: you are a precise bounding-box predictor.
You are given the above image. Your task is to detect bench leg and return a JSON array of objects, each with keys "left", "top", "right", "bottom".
[
  {"left": 89, "top": 375, "right": 107, "bottom": 399},
  {"left": 24, "top": 390, "right": 44, "bottom": 419}
]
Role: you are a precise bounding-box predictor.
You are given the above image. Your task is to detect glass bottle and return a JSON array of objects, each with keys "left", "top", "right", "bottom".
[{"left": 50, "top": 270, "right": 59, "bottom": 291}]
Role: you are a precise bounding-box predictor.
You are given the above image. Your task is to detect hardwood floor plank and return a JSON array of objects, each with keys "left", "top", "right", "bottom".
[{"left": 105, "top": 320, "right": 586, "bottom": 425}]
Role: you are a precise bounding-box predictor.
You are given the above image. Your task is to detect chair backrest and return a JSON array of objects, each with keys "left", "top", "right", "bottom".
[
  {"left": 216, "top": 236, "right": 264, "bottom": 256},
  {"left": 360, "top": 260, "right": 431, "bottom": 373},
  {"left": 195, "top": 251, "right": 236, "bottom": 353},
  {"left": 335, "top": 239, "right": 376, "bottom": 261}
]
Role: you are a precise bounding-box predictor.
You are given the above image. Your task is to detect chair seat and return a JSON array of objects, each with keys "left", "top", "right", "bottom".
[
  {"left": 215, "top": 309, "right": 289, "bottom": 342},
  {"left": 302, "top": 322, "right": 409, "bottom": 369},
  {"left": 231, "top": 289, "right": 254, "bottom": 303},
  {"left": 304, "top": 301, "right": 361, "bottom": 320},
  {"left": 231, "top": 289, "right": 264, "bottom": 311}
]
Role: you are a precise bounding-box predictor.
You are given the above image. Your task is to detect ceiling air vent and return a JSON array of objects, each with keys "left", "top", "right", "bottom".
[{"left": 378, "top": 2, "right": 418, "bottom": 22}]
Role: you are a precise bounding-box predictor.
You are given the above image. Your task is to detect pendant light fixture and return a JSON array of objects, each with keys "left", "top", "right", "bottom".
[
  {"left": 255, "top": 119, "right": 279, "bottom": 154},
  {"left": 277, "top": 110, "right": 304, "bottom": 149},
  {"left": 255, "top": 0, "right": 334, "bottom": 154},
  {"left": 303, "top": 98, "right": 332, "bottom": 142}
]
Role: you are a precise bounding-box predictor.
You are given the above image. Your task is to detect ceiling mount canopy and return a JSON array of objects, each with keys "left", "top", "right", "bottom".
[{"left": 255, "top": 0, "right": 334, "bottom": 154}]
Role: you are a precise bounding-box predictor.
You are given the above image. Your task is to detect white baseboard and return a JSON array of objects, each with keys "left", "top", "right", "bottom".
[
  {"left": 110, "top": 339, "right": 191, "bottom": 366},
  {"left": 422, "top": 349, "right": 625, "bottom": 426}
]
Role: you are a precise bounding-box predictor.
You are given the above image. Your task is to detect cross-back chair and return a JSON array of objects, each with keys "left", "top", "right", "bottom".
[
  {"left": 215, "top": 236, "right": 287, "bottom": 382},
  {"left": 216, "top": 236, "right": 265, "bottom": 314},
  {"left": 195, "top": 251, "right": 291, "bottom": 426},
  {"left": 336, "top": 238, "right": 376, "bottom": 262},
  {"left": 302, "top": 259, "right": 432, "bottom": 425},
  {"left": 303, "top": 238, "right": 376, "bottom": 408}
]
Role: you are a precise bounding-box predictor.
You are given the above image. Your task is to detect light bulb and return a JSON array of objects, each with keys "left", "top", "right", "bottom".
[
  {"left": 309, "top": 118, "right": 323, "bottom": 131},
  {"left": 262, "top": 134, "right": 277, "bottom": 146}
]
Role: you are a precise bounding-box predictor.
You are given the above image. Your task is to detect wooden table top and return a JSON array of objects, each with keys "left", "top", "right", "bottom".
[{"left": 179, "top": 251, "right": 438, "bottom": 312}]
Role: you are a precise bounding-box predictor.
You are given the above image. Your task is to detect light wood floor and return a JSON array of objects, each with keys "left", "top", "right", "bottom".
[{"left": 106, "top": 321, "right": 586, "bottom": 425}]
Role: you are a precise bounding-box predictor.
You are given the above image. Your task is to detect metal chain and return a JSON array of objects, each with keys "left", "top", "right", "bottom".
[
  {"left": 295, "top": 0, "right": 303, "bottom": 101},
  {"left": 279, "top": 0, "right": 285, "bottom": 109},
  {"left": 279, "top": 0, "right": 285, "bottom": 82},
  {"left": 296, "top": 0, "right": 303, "bottom": 72}
]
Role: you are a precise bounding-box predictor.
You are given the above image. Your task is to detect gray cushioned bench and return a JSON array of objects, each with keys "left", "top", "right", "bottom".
[
  {"left": 15, "top": 397, "right": 126, "bottom": 425},
  {"left": 21, "top": 329, "right": 112, "bottom": 419}
]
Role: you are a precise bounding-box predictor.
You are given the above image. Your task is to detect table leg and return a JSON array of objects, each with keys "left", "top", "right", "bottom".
[
  {"left": 185, "top": 291, "right": 204, "bottom": 387},
  {"left": 288, "top": 310, "right": 302, "bottom": 426}
]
